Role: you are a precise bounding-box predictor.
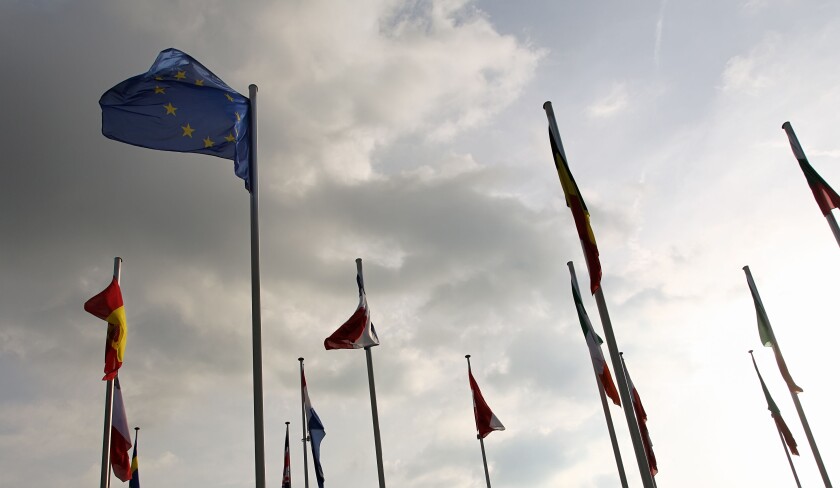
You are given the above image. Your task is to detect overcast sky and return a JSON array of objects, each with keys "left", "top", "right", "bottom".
[{"left": 2, "top": 0, "right": 839, "bottom": 487}]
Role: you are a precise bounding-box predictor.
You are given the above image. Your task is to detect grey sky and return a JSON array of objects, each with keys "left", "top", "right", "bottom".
[{"left": 2, "top": 0, "right": 840, "bottom": 487}]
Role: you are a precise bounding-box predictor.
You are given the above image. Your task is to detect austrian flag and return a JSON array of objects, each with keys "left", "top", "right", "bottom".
[{"left": 84, "top": 277, "right": 127, "bottom": 380}]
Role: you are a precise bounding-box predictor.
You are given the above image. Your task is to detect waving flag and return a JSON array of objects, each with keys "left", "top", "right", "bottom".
[
  {"left": 84, "top": 277, "right": 127, "bottom": 380},
  {"left": 129, "top": 428, "right": 140, "bottom": 488},
  {"left": 324, "top": 266, "right": 379, "bottom": 350},
  {"left": 743, "top": 267, "right": 803, "bottom": 393},
  {"left": 783, "top": 122, "right": 840, "bottom": 217},
  {"left": 303, "top": 372, "right": 326, "bottom": 488},
  {"left": 569, "top": 264, "right": 621, "bottom": 406},
  {"left": 545, "top": 114, "right": 601, "bottom": 294},
  {"left": 622, "top": 358, "right": 657, "bottom": 477},
  {"left": 111, "top": 377, "right": 133, "bottom": 482},
  {"left": 468, "top": 365, "right": 505, "bottom": 439},
  {"left": 100, "top": 48, "right": 252, "bottom": 190},
  {"left": 282, "top": 423, "right": 292, "bottom": 488},
  {"left": 750, "top": 353, "right": 799, "bottom": 455}
]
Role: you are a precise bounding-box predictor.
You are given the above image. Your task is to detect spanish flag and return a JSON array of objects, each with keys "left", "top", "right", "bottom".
[
  {"left": 547, "top": 121, "right": 602, "bottom": 294},
  {"left": 84, "top": 277, "right": 127, "bottom": 380}
]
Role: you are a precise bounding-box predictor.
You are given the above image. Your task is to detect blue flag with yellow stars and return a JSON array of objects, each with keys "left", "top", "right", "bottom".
[{"left": 100, "top": 48, "right": 252, "bottom": 191}]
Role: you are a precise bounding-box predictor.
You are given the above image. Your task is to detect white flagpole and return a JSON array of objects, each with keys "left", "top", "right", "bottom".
[
  {"left": 466, "top": 355, "right": 493, "bottom": 488},
  {"left": 356, "top": 259, "right": 386, "bottom": 488},
  {"left": 543, "top": 102, "right": 655, "bottom": 488},
  {"left": 743, "top": 267, "right": 832, "bottom": 487},
  {"left": 568, "top": 262, "right": 628, "bottom": 488},
  {"left": 99, "top": 256, "right": 122, "bottom": 488},
  {"left": 247, "top": 84, "right": 267, "bottom": 488},
  {"left": 782, "top": 122, "right": 840, "bottom": 248},
  {"left": 298, "top": 357, "right": 310, "bottom": 488}
]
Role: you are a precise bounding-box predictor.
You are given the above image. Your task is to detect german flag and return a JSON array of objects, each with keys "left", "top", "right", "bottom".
[{"left": 84, "top": 277, "right": 126, "bottom": 380}]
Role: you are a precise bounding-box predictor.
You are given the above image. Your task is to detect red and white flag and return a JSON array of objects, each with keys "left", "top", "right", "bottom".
[
  {"left": 468, "top": 365, "right": 505, "bottom": 439},
  {"left": 111, "top": 377, "right": 133, "bottom": 482},
  {"left": 324, "top": 264, "right": 379, "bottom": 350}
]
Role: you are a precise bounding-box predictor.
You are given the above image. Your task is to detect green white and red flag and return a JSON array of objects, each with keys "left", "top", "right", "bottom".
[
  {"left": 783, "top": 122, "right": 840, "bottom": 216},
  {"left": 750, "top": 353, "right": 799, "bottom": 455}
]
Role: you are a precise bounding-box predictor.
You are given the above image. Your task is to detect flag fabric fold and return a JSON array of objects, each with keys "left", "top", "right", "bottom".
[
  {"left": 751, "top": 354, "right": 799, "bottom": 456},
  {"left": 569, "top": 265, "right": 621, "bottom": 406},
  {"left": 743, "top": 267, "right": 803, "bottom": 393},
  {"left": 546, "top": 126, "right": 602, "bottom": 294},
  {"left": 324, "top": 270, "right": 379, "bottom": 350},
  {"left": 468, "top": 365, "right": 505, "bottom": 439},
  {"left": 100, "top": 48, "right": 252, "bottom": 190},
  {"left": 129, "top": 428, "right": 140, "bottom": 488},
  {"left": 111, "top": 377, "right": 133, "bottom": 482},
  {"left": 783, "top": 122, "right": 840, "bottom": 216},
  {"left": 303, "top": 372, "right": 326, "bottom": 488},
  {"left": 622, "top": 359, "right": 657, "bottom": 477},
  {"left": 282, "top": 423, "right": 292, "bottom": 488},
  {"left": 84, "top": 277, "right": 127, "bottom": 381}
]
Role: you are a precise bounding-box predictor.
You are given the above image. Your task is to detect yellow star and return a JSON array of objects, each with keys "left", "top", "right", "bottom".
[
  {"left": 154, "top": 86, "right": 166, "bottom": 94},
  {"left": 203, "top": 136, "right": 214, "bottom": 148},
  {"left": 235, "top": 112, "right": 241, "bottom": 122},
  {"left": 175, "top": 70, "right": 187, "bottom": 80},
  {"left": 163, "top": 102, "right": 177, "bottom": 115},
  {"left": 181, "top": 123, "right": 195, "bottom": 138},
  {"left": 195, "top": 79, "right": 204, "bottom": 86},
  {"left": 224, "top": 133, "right": 236, "bottom": 142},
  {"left": 225, "top": 93, "right": 234, "bottom": 102},
  {"left": 155, "top": 76, "right": 163, "bottom": 81}
]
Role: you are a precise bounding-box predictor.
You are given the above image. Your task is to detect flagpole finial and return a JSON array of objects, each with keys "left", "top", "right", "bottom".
[
  {"left": 134, "top": 427, "right": 139, "bottom": 431},
  {"left": 465, "top": 354, "right": 471, "bottom": 359},
  {"left": 782, "top": 121, "right": 792, "bottom": 130},
  {"left": 742, "top": 265, "right": 750, "bottom": 271},
  {"left": 249, "top": 83, "right": 258, "bottom": 93},
  {"left": 543, "top": 101, "right": 553, "bottom": 111},
  {"left": 748, "top": 349, "right": 754, "bottom": 354},
  {"left": 298, "top": 357, "right": 304, "bottom": 362},
  {"left": 285, "top": 421, "right": 290, "bottom": 425}
]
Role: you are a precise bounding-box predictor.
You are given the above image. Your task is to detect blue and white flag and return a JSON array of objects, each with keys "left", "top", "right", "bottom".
[{"left": 303, "top": 372, "right": 326, "bottom": 488}]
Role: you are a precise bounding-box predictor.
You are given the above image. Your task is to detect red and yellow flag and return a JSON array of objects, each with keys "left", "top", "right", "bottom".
[
  {"left": 84, "top": 277, "right": 126, "bottom": 380},
  {"left": 549, "top": 128, "right": 602, "bottom": 294}
]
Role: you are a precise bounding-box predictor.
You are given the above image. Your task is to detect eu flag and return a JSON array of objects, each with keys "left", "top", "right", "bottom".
[{"left": 100, "top": 48, "right": 252, "bottom": 190}]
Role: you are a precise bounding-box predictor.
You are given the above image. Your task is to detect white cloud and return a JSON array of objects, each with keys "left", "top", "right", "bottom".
[{"left": 586, "top": 82, "right": 630, "bottom": 118}]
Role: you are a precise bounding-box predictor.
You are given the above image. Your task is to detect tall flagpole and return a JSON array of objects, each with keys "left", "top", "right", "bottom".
[
  {"left": 749, "top": 351, "right": 802, "bottom": 488},
  {"left": 743, "top": 267, "right": 832, "bottom": 487},
  {"left": 247, "top": 84, "right": 267, "bottom": 488},
  {"left": 298, "top": 357, "right": 310, "bottom": 488},
  {"left": 568, "top": 262, "right": 628, "bottom": 488},
  {"left": 359, "top": 257, "right": 386, "bottom": 488},
  {"left": 782, "top": 122, "right": 840, "bottom": 247},
  {"left": 543, "top": 102, "right": 655, "bottom": 488},
  {"left": 466, "top": 355, "right": 492, "bottom": 488},
  {"left": 99, "top": 256, "right": 122, "bottom": 488}
]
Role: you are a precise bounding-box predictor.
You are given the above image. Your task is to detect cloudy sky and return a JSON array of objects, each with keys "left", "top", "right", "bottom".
[{"left": 2, "top": 0, "right": 839, "bottom": 487}]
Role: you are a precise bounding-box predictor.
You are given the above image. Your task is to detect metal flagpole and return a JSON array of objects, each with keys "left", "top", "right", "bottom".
[
  {"left": 365, "top": 346, "right": 386, "bottom": 488},
  {"left": 743, "top": 267, "right": 832, "bottom": 487},
  {"left": 298, "top": 358, "right": 310, "bottom": 488},
  {"left": 99, "top": 256, "right": 122, "bottom": 488},
  {"left": 247, "top": 84, "right": 267, "bottom": 488},
  {"left": 466, "top": 355, "right": 492, "bottom": 488},
  {"left": 543, "top": 102, "right": 655, "bottom": 488},
  {"left": 571, "top": 260, "right": 629, "bottom": 488},
  {"left": 356, "top": 258, "right": 386, "bottom": 488},
  {"left": 782, "top": 122, "right": 840, "bottom": 248}
]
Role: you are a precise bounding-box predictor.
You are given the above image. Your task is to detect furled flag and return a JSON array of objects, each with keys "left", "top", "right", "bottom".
[
  {"left": 569, "top": 262, "right": 621, "bottom": 406},
  {"left": 468, "top": 365, "right": 505, "bottom": 439},
  {"left": 750, "top": 353, "right": 799, "bottom": 455},
  {"left": 111, "top": 377, "right": 133, "bottom": 482},
  {"left": 282, "top": 422, "right": 292, "bottom": 488},
  {"left": 303, "top": 372, "right": 326, "bottom": 488},
  {"left": 84, "top": 277, "right": 127, "bottom": 381},
  {"left": 100, "top": 48, "right": 252, "bottom": 190},
  {"left": 783, "top": 122, "right": 840, "bottom": 217},
  {"left": 129, "top": 428, "right": 140, "bottom": 488},
  {"left": 743, "top": 266, "right": 803, "bottom": 393},
  {"left": 324, "top": 265, "right": 379, "bottom": 350},
  {"left": 545, "top": 108, "right": 602, "bottom": 294},
  {"left": 622, "top": 357, "right": 657, "bottom": 477}
]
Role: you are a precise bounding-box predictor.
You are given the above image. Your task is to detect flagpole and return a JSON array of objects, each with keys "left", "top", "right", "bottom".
[
  {"left": 466, "top": 355, "right": 493, "bottom": 488},
  {"left": 247, "top": 84, "right": 267, "bottom": 488},
  {"left": 543, "top": 102, "right": 655, "bottom": 488},
  {"left": 743, "top": 267, "right": 832, "bottom": 487},
  {"left": 99, "top": 257, "right": 122, "bottom": 488},
  {"left": 750, "top": 351, "right": 803, "bottom": 488},
  {"left": 355, "top": 258, "right": 386, "bottom": 488},
  {"left": 782, "top": 122, "right": 840, "bottom": 248},
  {"left": 298, "top": 357, "right": 310, "bottom": 488}
]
